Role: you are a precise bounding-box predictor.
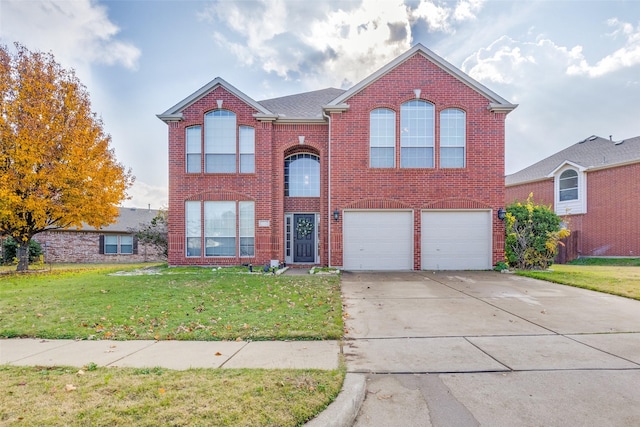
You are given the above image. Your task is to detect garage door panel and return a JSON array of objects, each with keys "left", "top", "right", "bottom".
[
  {"left": 344, "top": 211, "right": 413, "bottom": 271},
  {"left": 422, "top": 210, "right": 492, "bottom": 270}
]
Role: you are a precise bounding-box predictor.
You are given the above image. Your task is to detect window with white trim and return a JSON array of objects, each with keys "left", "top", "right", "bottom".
[
  {"left": 284, "top": 153, "right": 320, "bottom": 197},
  {"left": 559, "top": 169, "right": 578, "bottom": 201},
  {"left": 205, "top": 110, "right": 236, "bottom": 173},
  {"left": 440, "top": 108, "right": 466, "bottom": 168},
  {"left": 239, "top": 126, "right": 255, "bottom": 173},
  {"left": 186, "top": 126, "right": 201, "bottom": 173},
  {"left": 185, "top": 201, "right": 255, "bottom": 258},
  {"left": 101, "top": 235, "right": 135, "bottom": 255},
  {"left": 401, "top": 100, "right": 434, "bottom": 168},
  {"left": 370, "top": 108, "right": 396, "bottom": 168}
]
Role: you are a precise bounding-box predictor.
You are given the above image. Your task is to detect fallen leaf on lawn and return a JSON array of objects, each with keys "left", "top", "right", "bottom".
[
  {"left": 236, "top": 337, "right": 242, "bottom": 342},
  {"left": 243, "top": 323, "right": 249, "bottom": 329},
  {"left": 77, "top": 370, "right": 85, "bottom": 376},
  {"left": 158, "top": 388, "right": 166, "bottom": 394},
  {"left": 36, "top": 313, "right": 43, "bottom": 318},
  {"left": 214, "top": 351, "right": 223, "bottom": 356},
  {"left": 100, "top": 290, "right": 108, "bottom": 294},
  {"left": 65, "top": 384, "right": 77, "bottom": 392}
]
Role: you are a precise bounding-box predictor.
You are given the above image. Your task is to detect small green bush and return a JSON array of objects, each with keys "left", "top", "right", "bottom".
[{"left": 2, "top": 237, "right": 43, "bottom": 264}]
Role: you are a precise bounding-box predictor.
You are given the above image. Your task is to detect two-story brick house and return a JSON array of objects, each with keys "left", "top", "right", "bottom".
[{"left": 158, "top": 44, "right": 517, "bottom": 270}]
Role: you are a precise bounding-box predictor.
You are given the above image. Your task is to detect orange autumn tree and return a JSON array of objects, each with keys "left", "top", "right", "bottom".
[{"left": 0, "top": 43, "right": 133, "bottom": 271}]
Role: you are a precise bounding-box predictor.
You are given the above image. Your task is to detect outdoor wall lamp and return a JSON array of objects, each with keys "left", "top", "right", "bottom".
[
  {"left": 333, "top": 209, "right": 340, "bottom": 221},
  {"left": 497, "top": 208, "right": 507, "bottom": 221}
]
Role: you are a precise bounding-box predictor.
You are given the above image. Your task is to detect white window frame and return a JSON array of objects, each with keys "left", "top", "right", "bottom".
[
  {"left": 186, "top": 125, "right": 202, "bottom": 173},
  {"left": 552, "top": 163, "right": 587, "bottom": 215},
  {"left": 239, "top": 126, "right": 255, "bottom": 174},
  {"left": 103, "top": 235, "right": 134, "bottom": 255},
  {"left": 370, "top": 108, "right": 396, "bottom": 168},
  {"left": 185, "top": 201, "right": 202, "bottom": 257},
  {"left": 400, "top": 100, "right": 434, "bottom": 168},
  {"left": 440, "top": 108, "right": 466, "bottom": 168},
  {"left": 205, "top": 110, "right": 236, "bottom": 173},
  {"left": 284, "top": 153, "right": 320, "bottom": 197}
]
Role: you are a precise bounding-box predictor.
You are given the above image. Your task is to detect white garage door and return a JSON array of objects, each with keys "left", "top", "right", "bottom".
[
  {"left": 421, "top": 210, "right": 492, "bottom": 270},
  {"left": 343, "top": 211, "right": 413, "bottom": 270}
]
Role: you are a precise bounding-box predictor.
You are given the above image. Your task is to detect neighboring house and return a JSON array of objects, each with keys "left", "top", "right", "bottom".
[
  {"left": 506, "top": 135, "right": 640, "bottom": 258},
  {"left": 157, "top": 44, "right": 517, "bottom": 271},
  {"left": 33, "top": 207, "right": 164, "bottom": 263}
]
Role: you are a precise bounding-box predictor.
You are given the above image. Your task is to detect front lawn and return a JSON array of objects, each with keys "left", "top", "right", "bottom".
[
  {"left": 0, "top": 264, "right": 343, "bottom": 341},
  {"left": 516, "top": 259, "right": 640, "bottom": 300},
  {"left": 0, "top": 365, "right": 344, "bottom": 426}
]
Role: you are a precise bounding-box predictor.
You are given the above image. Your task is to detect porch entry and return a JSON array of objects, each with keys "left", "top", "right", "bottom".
[{"left": 285, "top": 213, "right": 318, "bottom": 264}]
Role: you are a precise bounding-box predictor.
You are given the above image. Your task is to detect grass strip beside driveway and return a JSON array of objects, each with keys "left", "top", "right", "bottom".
[
  {"left": 0, "top": 365, "right": 344, "bottom": 426},
  {"left": 0, "top": 265, "right": 343, "bottom": 341},
  {"left": 517, "top": 264, "right": 640, "bottom": 300}
]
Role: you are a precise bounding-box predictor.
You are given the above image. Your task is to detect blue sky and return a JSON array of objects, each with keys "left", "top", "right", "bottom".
[{"left": 2, "top": 0, "right": 639, "bottom": 208}]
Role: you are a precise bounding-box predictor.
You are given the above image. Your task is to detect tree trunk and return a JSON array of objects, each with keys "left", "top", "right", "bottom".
[{"left": 16, "top": 240, "right": 29, "bottom": 272}]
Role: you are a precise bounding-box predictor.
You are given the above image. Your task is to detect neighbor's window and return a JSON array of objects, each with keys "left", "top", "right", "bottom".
[
  {"left": 400, "top": 100, "right": 434, "bottom": 168},
  {"left": 440, "top": 109, "right": 466, "bottom": 168},
  {"left": 370, "top": 108, "right": 396, "bottom": 168},
  {"left": 186, "top": 125, "right": 202, "bottom": 173},
  {"left": 559, "top": 169, "right": 578, "bottom": 201},
  {"left": 284, "top": 153, "right": 320, "bottom": 197},
  {"left": 104, "top": 235, "right": 118, "bottom": 254},
  {"left": 205, "top": 110, "right": 236, "bottom": 173},
  {"left": 185, "top": 201, "right": 201, "bottom": 257},
  {"left": 102, "top": 235, "right": 135, "bottom": 255},
  {"left": 239, "top": 126, "right": 255, "bottom": 173}
]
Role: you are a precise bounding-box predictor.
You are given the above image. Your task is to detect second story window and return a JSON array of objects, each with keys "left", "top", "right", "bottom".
[
  {"left": 239, "top": 126, "right": 255, "bottom": 173},
  {"left": 285, "top": 153, "right": 320, "bottom": 197},
  {"left": 370, "top": 108, "right": 396, "bottom": 168},
  {"left": 440, "top": 108, "right": 466, "bottom": 168},
  {"left": 400, "top": 100, "right": 434, "bottom": 168},
  {"left": 186, "top": 126, "right": 202, "bottom": 173},
  {"left": 205, "top": 110, "right": 236, "bottom": 173},
  {"left": 559, "top": 169, "right": 578, "bottom": 201}
]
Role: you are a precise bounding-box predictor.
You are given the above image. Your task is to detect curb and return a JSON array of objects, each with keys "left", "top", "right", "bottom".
[{"left": 305, "top": 373, "right": 367, "bottom": 427}]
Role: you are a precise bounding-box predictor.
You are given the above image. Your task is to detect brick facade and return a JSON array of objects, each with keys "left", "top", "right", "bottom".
[
  {"left": 160, "top": 45, "right": 515, "bottom": 269},
  {"left": 506, "top": 162, "right": 640, "bottom": 257}
]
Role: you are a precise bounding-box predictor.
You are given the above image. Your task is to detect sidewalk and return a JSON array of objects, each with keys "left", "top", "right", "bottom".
[{"left": 0, "top": 338, "right": 340, "bottom": 370}]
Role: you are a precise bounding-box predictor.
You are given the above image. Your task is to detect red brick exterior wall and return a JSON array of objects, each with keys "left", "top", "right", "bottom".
[
  {"left": 33, "top": 231, "right": 164, "bottom": 263},
  {"left": 505, "top": 163, "right": 640, "bottom": 257},
  {"left": 329, "top": 54, "right": 508, "bottom": 268},
  {"left": 165, "top": 53, "right": 510, "bottom": 268}
]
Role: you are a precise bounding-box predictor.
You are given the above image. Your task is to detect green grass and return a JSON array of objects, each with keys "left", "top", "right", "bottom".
[
  {"left": 0, "top": 364, "right": 345, "bottom": 426},
  {"left": 516, "top": 259, "right": 640, "bottom": 300},
  {"left": 0, "top": 264, "right": 343, "bottom": 341}
]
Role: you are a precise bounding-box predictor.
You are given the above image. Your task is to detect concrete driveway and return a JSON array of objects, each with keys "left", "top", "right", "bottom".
[{"left": 342, "top": 271, "right": 640, "bottom": 426}]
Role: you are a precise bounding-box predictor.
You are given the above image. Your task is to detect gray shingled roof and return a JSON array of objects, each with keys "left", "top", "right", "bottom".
[
  {"left": 73, "top": 207, "right": 161, "bottom": 232},
  {"left": 258, "top": 88, "right": 346, "bottom": 119},
  {"left": 506, "top": 135, "right": 640, "bottom": 186}
]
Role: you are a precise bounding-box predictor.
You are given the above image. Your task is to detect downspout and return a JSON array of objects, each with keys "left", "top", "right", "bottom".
[{"left": 322, "top": 109, "right": 332, "bottom": 267}]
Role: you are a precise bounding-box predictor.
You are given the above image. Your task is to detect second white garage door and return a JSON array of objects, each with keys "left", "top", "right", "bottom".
[
  {"left": 421, "top": 210, "right": 492, "bottom": 270},
  {"left": 343, "top": 211, "right": 413, "bottom": 270}
]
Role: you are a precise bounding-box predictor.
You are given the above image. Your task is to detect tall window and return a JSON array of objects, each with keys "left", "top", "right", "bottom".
[
  {"left": 239, "top": 201, "right": 255, "bottom": 257},
  {"left": 185, "top": 201, "right": 255, "bottom": 257},
  {"left": 559, "top": 169, "right": 578, "bottom": 201},
  {"left": 205, "top": 110, "right": 236, "bottom": 173},
  {"left": 440, "top": 109, "right": 466, "bottom": 168},
  {"left": 205, "top": 201, "right": 235, "bottom": 256},
  {"left": 400, "top": 100, "right": 434, "bottom": 168},
  {"left": 185, "top": 201, "right": 201, "bottom": 257},
  {"left": 186, "top": 126, "right": 201, "bottom": 173},
  {"left": 285, "top": 153, "right": 320, "bottom": 197},
  {"left": 239, "top": 126, "right": 255, "bottom": 173},
  {"left": 370, "top": 108, "right": 396, "bottom": 168}
]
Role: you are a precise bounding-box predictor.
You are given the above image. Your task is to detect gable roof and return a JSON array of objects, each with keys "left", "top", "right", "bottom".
[
  {"left": 157, "top": 77, "right": 274, "bottom": 122},
  {"left": 258, "top": 88, "right": 345, "bottom": 121},
  {"left": 506, "top": 135, "right": 640, "bottom": 186},
  {"left": 326, "top": 43, "right": 517, "bottom": 112}
]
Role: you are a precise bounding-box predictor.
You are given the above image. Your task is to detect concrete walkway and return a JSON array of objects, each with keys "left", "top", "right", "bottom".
[
  {"left": 342, "top": 271, "right": 640, "bottom": 427},
  {"left": 0, "top": 338, "right": 340, "bottom": 370}
]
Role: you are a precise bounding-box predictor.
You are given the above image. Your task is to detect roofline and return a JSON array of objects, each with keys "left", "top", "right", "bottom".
[
  {"left": 272, "top": 117, "right": 327, "bottom": 124},
  {"left": 157, "top": 77, "right": 273, "bottom": 123},
  {"left": 546, "top": 160, "right": 587, "bottom": 177},
  {"left": 507, "top": 158, "right": 640, "bottom": 187},
  {"left": 327, "top": 43, "right": 517, "bottom": 111}
]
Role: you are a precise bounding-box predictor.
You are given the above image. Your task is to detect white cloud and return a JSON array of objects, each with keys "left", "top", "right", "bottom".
[
  {"left": 0, "top": 0, "right": 140, "bottom": 74},
  {"left": 124, "top": 181, "right": 168, "bottom": 210},
  {"left": 567, "top": 19, "right": 640, "bottom": 77},
  {"left": 200, "top": 0, "right": 485, "bottom": 89}
]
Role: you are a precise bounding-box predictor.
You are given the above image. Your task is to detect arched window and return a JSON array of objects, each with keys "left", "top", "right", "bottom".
[
  {"left": 204, "top": 110, "right": 236, "bottom": 173},
  {"left": 559, "top": 169, "right": 578, "bottom": 201},
  {"left": 440, "top": 108, "right": 466, "bottom": 168},
  {"left": 400, "top": 100, "right": 434, "bottom": 168},
  {"left": 370, "top": 108, "right": 395, "bottom": 168},
  {"left": 285, "top": 153, "right": 320, "bottom": 197}
]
